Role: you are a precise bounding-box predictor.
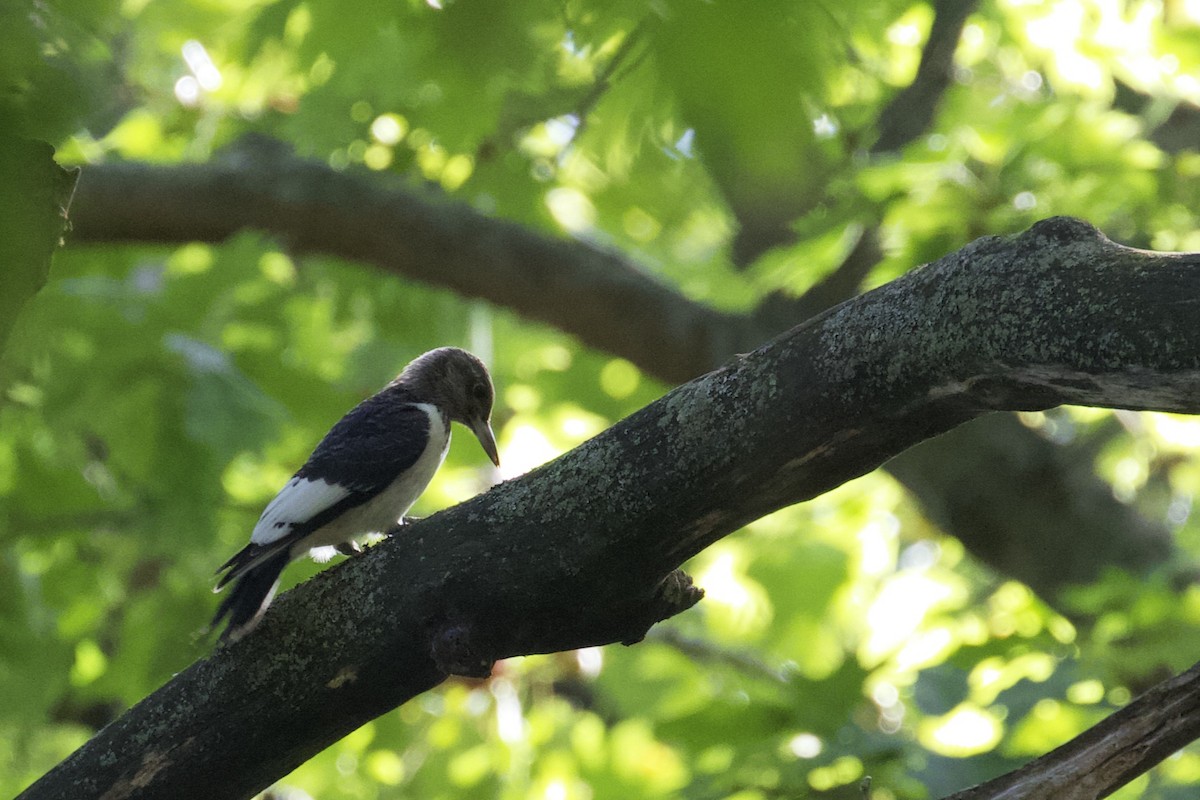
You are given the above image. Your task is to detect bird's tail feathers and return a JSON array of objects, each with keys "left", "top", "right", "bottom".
[
  {"left": 213, "top": 541, "right": 288, "bottom": 592},
  {"left": 210, "top": 550, "right": 290, "bottom": 642}
]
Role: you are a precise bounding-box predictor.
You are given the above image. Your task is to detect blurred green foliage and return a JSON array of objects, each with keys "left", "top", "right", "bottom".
[{"left": 5, "top": 0, "right": 1200, "bottom": 798}]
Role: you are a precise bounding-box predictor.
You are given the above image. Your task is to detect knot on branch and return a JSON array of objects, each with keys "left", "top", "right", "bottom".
[
  {"left": 1022, "top": 216, "right": 1106, "bottom": 246},
  {"left": 430, "top": 622, "right": 494, "bottom": 679},
  {"left": 620, "top": 569, "right": 705, "bottom": 646}
]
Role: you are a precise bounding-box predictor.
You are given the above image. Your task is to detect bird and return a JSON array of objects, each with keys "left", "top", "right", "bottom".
[{"left": 211, "top": 347, "right": 500, "bottom": 642}]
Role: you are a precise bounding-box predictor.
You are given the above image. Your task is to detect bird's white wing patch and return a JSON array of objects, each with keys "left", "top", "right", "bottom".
[{"left": 250, "top": 477, "right": 353, "bottom": 545}]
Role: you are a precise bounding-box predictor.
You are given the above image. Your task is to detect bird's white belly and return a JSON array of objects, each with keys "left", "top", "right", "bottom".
[{"left": 300, "top": 404, "right": 449, "bottom": 554}]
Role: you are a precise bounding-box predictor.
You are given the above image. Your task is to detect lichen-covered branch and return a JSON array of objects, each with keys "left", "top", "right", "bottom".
[
  {"left": 65, "top": 151, "right": 1182, "bottom": 610},
  {"left": 24, "top": 218, "right": 1200, "bottom": 800}
]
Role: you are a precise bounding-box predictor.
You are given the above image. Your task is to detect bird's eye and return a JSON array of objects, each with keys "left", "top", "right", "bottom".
[{"left": 472, "top": 383, "right": 489, "bottom": 401}]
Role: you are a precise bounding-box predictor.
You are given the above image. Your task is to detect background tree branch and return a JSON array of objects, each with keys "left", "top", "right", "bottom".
[
  {"left": 871, "top": 0, "right": 980, "bottom": 155},
  {"left": 943, "top": 659, "right": 1200, "bottom": 800},
  {"left": 24, "top": 218, "right": 1200, "bottom": 800},
  {"left": 70, "top": 142, "right": 740, "bottom": 384},
  {"left": 887, "top": 414, "right": 1175, "bottom": 603}
]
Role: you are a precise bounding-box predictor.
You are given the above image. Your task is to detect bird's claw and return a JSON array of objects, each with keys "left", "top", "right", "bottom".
[
  {"left": 335, "top": 541, "right": 364, "bottom": 558},
  {"left": 385, "top": 516, "right": 422, "bottom": 537}
]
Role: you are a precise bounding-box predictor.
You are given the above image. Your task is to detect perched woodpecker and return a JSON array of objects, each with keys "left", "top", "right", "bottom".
[{"left": 212, "top": 347, "right": 500, "bottom": 642}]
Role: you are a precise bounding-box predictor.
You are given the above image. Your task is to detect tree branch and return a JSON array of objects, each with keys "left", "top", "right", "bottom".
[
  {"left": 887, "top": 413, "right": 1175, "bottom": 602},
  {"left": 648, "top": 627, "right": 793, "bottom": 684},
  {"left": 942, "top": 659, "right": 1200, "bottom": 800},
  {"left": 779, "top": 0, "right": 980, "bottom": 321},
  {"left": 67, "top": 151, "right": 1182, "bottom": 607},
  {"left": 482, "top": 23, "right": 649, "bottom": 163},
  {"left": 1114, "top": 78, "right": 1200, "bottom": 156},
  {"left": 872, "top": 0, "right": 980, "bottom": 154},
  {"left": 24, "top": 218, "right": 1200, "bottom": 800}
]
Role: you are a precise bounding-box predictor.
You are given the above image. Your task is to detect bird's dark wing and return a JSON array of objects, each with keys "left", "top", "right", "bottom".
[
  {"left": 247, "top": 397, "right": 436, "bottom": 548},
  {"left": 298, "top": 393, "right": 434, "bottom": 491}
]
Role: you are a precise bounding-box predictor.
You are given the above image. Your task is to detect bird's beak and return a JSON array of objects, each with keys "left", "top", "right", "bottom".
[{"left": 470, "top": 417, "right": 500, "bottom": 467}]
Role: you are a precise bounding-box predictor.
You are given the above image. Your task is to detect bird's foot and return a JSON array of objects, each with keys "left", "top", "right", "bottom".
[
  {"left": 335, "top": 541, "right": 364, "bottom": 558},
  {"left": 385, "top": 516, "right": 422, "bottom": 537}
]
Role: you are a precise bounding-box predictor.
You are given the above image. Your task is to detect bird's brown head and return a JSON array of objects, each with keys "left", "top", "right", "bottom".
[{"left": 400, "top": 347, "right": 500, "bottom": 466}]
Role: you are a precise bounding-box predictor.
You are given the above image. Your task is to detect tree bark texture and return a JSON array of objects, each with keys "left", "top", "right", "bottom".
[
  {"left": 23, "top": 218, "right": 1200, "bottom": 800},
  {"left": 66, "top": 150, "right": 1179, "bottom": 608}
]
